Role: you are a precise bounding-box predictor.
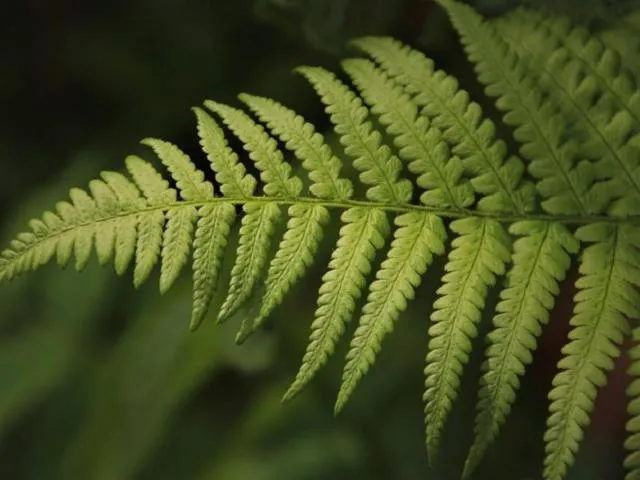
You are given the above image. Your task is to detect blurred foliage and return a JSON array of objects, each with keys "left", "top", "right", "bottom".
[
  {"left": 470, "top": 0, "right": 640, "bottom": 19},
  {"left": 0, "top": 1, "right": 637, "bottom": 479},
  {"left": 253, "top": 0, "right": 417, "bottom": 54},
  {"left": 252, "top": 0, "right": 640, "bottom": 54}
]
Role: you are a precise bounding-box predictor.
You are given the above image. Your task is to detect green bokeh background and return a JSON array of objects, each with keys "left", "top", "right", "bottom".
[{"left": 0, "top": 1, "right": 638, "bottom": 479}]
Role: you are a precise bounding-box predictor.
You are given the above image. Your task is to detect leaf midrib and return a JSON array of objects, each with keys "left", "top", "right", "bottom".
[
  {"left": 2, "top": 194, "right": 637, "bottom": 276},
  {"left": 71, "top": 196, "right": 638, "bottom": 223}
]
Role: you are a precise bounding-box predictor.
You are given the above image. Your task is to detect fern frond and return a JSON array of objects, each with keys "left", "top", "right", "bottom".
[
  {"left": 350, "top": 36, "right": 536, "bottom": 214},
  {"left": 495, "top": 7, "right": 640, "bottom": 127},
  {"left": 217, "top": 202, "right": 282, "bottom": 323},
  {"left": 284, "top": 65, "right": 421, "bottom": 399},
  {"left": 247, "top": 204, "right": 329, "bottom": 336},
  {"left": 142, "top": 138, "right": 216, "bottom": 293},
  {"left": 205, "top": 101, "right": 304, "bottom": 322},
  {"left": 193, "top": 107, "right": 257, "bottom": 198},
  {"left": 489, "top": 5, "right": 640, "bottom": 217},
  {"left": 437, "top": 0, "right": 604, "bottom": 217},
  {"left": 423, "top": 216, "right": 511, "bottom": 462},
  {"left": 1, "top": 16, "right": 640, "bottom": 480},
  {"left": 528, "top": 11, "right": 640, "bottom": 126},
  {"left": 125, "top": 155, "right": 176, "bottom": 287},
  {"left": 189, "top": 107, "right": 262, "bottom": 328},
  {"left": 283, "top": 207, "right": 390, "bottom": 401},
  {"left": 626, "top": 323, "right": 640, "bottom": 480},
  {"left": 539, "top": 30, "right": 640, "bottom": 218},
  {"left": 190, "top": 204, "right": 236, "bottom": 330},
  {"left": 543, "top": 223, "right": 635, "bottom": 480},
  {"left": 90, "top": 172, "right": 144, "bottom": 273},
  {"left": 336, "top": 211, "right": 446, "bottom": 412},
  {"left": 340, "top": 58, "right": 474, "bottom": 210},
  {"left": 205, "top": 101, "right": 303, "bottom": 199},
  {"left": 463, "top": 221, "right": 579, "bottom": 477},
  {"left": 474, "top": 12, "right": 640, "bottom": 475},
  {"left": 233, "top": 94, "right": 356, "bottom": 334},
  {"left": 160, "top": 205, "right": 197, "bottom": 294},
  {"left": 295, "top": 66, "right": 413, "bottom": 205},
  {"left": 142, "top": 139, "right": 213, "bottom": 293},
  {"left": 84, "top": 179, "right": 117, "bottom": 267},
  {"left": 100, "top": 172, "right": 144, "bottom": 274},
  {"left": 438, "top": 5, "right": 639, "bottom": 475},
  {"left": 142, "top": 138, "right": 213, "bottom": 201},
  {"left": 237, "top": 93, "right": 353, "bottom": 201},
  {"left": 64, "top": 189, "right": 98, "bottom": 271}
]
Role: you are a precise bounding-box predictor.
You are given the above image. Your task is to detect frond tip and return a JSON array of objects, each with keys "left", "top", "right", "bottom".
[{"left": 1, "top": 7, "right": 640, "bottom": 480}]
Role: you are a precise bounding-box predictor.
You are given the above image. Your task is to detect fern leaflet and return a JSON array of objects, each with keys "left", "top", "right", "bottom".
[
  {"left": 337, "top": 211, "right": 445, "bottom": 413},
  {"left": 424, "top": 216, "right": 511, "bottom": 461}
]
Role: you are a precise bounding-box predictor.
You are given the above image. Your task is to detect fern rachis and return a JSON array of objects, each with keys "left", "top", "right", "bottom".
[{"left": 1, "top": 2, "right": 639, "bottom": 479}]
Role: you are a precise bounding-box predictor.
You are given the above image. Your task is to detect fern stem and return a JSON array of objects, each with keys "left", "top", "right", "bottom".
[{"left": 2, "top": 195, "right": 637, "bottom": 277}]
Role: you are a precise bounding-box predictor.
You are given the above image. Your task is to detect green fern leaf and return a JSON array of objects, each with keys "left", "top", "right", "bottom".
[
  {"left": 248, "top": 204, "right": 329, "bottom": 335},
  {"left": 519, "top": 10, "right": 640, "bottom": 125},
  {"left": 600, "top": 10, "right": 640, "bottom": 80},
  {"left": 142, "top": 139, "right": 214, "bottom": 293},
  {"left": 205, "top": 101, "right": 303, "bottom": 198},
  {"left": 231, "top": 94, "right": 355, "bottom": 334},
  {"left": 351, "top": 35, "right": 536, "bottom": 214},
  {"left": 86, "top": 179, "right": 118, "bottom": 266},
  {"left": 0, "top": 154, "right": 170, "bottom": 285},
  {"left": 284, "top": 65, "right": 424, "bottom": 400},
  {"left": 336, "top": 211, "right": 446, "bottom": 413},
  {"left": 1, "top": 15, "right": 640, "bottom": 480},
  {"left": 283, "top": 207, "right": 390, "bottom": 401},
  {"left": 217, "top": 202, "right": 282, "bottom": 323},
  {"left": 193, "top": 107, "right": 257, "bottom": 198},
  {"left": 237, "top": 93, "right": 353, "bottom": 201},
  {"left": 295, "top": 66, "right": 413, "bottom": 205},
  {"left": 463, "top": 221, "right": 579, "bottom": 477},
  {"left": 101, "top": 172, "right": 144, "bottom": 212},
  {"left": 438, "top": 7, "right": 638, "bottom": 476},
  {"left": 204, "top": 101, "right": 303, "bottom": 322},
  {"left": 53, "top": 202, "right": 77, "bottom": 268},
  {"left": 341, "top": 57, "right": 474, "bottom": 210},
  {"left": 543, "top": 223, "right": 635, "bottom": 480},
  {"left": 124, "top": 155, "right": 176, "bottom": 288},
  {"left": 100, "top": 173, "right": 143, "bottom": 277},
  {"left": 142, "top": 138, "right": 213, "bottom": 201},
  {"left": 424, "top": 216, "right": 511, "bottom": 462},
  {"left": 190, "top": 204, "right": 236, "bottom": 330},
  {"left": 160, "top": 206, "right": 197, "bottom": 294},
  {"left": 438, "top": 0, "right": 604, "bottom": 217},
  {"left": 67, "top": 188, "right": 97, "bottom": 271},
  {"left": 488, "top": 5, "right": 640, "bottom": 217}
]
